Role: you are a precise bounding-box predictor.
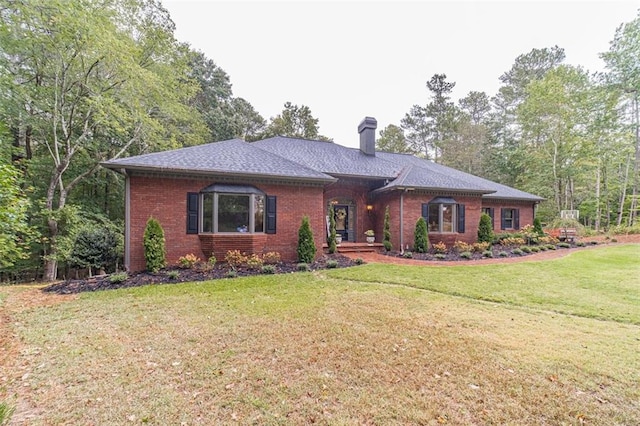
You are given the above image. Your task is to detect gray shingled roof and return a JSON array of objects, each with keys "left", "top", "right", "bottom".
[
  {"left": 253, "top": 137, "right": 402, "bottom": 179},
  {"left": 377, "top": 151, "right": 543, "bottom": 201},
  {"left": 101, "top": 139, "right": 335, "bottom": 183},
  {"left": 102, "top": 135, "right": 542, "bottom": 201}
]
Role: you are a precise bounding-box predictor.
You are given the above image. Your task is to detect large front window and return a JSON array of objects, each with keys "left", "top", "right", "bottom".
[
  {"left": 428, "top": 203, "right": 457, "bottom": 233},
  {"left": 201, "top": 191, "right": 265, "bottom": 233}
]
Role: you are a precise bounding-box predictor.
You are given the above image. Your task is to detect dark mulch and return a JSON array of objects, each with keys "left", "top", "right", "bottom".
[{"left": 43, "top": 254, "right": 357, "bottom": 295}]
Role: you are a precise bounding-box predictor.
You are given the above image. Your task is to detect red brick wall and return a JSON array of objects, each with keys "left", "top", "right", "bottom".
[
  {"left": 128, "top": 176, "right": 325, "bottom": 271},
  {"left": 481, "top": 200, "right": 537, "bottom": 233}
]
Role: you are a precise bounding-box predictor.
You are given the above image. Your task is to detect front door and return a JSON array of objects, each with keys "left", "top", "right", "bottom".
[{"left": 333, "top": 205, "right": 349, "bottom": 241}]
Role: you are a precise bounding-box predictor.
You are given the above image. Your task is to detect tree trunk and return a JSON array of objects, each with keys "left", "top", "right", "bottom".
[
  {"left": 617, "top": 154, "right": 631, "bottom": 226},
  {"left": 595, "top": 165, "right": 601, "bottom": 231}
]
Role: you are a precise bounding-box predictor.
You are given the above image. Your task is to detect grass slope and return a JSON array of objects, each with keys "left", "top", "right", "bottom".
[
  {"left": 328, "top": 245, "right": 640, "bottom": 324},
  {"left": 2, "top": 245, "right": 639, "bottom": 425}
]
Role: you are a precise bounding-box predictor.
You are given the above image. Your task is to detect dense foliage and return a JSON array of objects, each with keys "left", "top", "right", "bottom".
[
  {"left": 143, "top": 218, "right": 166, "bottom": 273},
  {"left": 328, "top": 206, "right": 337, "bottom": 254},
  {"left": 297, "top": 216, "right": 316, "bottom": 263},
  {"left": 383, "top": 205, "right": 392, "bottom": 251},
  {"left": 414, "top": 217, "right": 429, "bottom": 253},
  {"left": 477, "top": 213, "right": 495, "bottom": 244}
]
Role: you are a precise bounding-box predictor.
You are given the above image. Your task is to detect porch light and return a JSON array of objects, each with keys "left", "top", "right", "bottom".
[{"left": 366, "top": 204, "right": 373, "bottom": 212}]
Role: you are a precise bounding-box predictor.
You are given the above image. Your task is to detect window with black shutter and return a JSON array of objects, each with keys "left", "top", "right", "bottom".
[
  {"left": 186, "top": 192, "right": 199, "bottom": 234},
  {"left": 421, "top": 198, "right": 464, "bottom": 233},
  {"left": 197, "top": 184, "right": 271, "bottom": 234}
]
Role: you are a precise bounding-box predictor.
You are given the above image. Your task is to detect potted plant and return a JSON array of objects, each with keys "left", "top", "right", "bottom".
[{"left": 365, "top": 229, "right": 375, "bottom": 244}]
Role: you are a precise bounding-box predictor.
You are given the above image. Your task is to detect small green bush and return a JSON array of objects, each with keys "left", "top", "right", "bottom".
[
  {"left": 482, "top": 250, "right": 493, "bottom": 258},
  {"left": 297, "top": 216, "right": 316, "bottom": 263},
  {"left": 225, "top": 270, "right": 237, "bottom": 278},
  {"left": 530, "top": 246, "right": 540, "bottom": 253},
  {"left": 383, "top": 205, "right": 392, "bottom": 252},
  {"left": 327, "top": 205, "right": 337, "bottom": 254},
  {"left": 208, "top": 255, "right": 217, "bottom": 267},
  {"left": 166, "top": 270, "right": 180, "bottom": 280},
  {"left": 611, "top": 238, "right": 618, "bottom": 243},
  {"left": 434, "top": 253, "right": 446, "bottom": 260},
  {"left": 546, "top": 244, "right": 556, "bottom": 250},
  {"left": 533, "top": 217, "right": 544, "bottom": 236},
  {"left": 498, "top": 251, "right": 509, "bottom": 257},
  {"left": 326, "top": 259, "right": 338, "bottom": 269},
  {"left": 512, "top": 248, "right": 524, "bottom": 256},
  {"left": 108, "top": 271, "right": 128, "bottom": 283},
  {"left": 143, "top": 217, "right": 166, "bottom": 273},
  {"left": 354, "top": 257, "right": 364, "bottom": 265},
  {"left": 261, "top": 265, "right": 276, "bottom": 274},
  {"left": 297, "top": 262, "right": 310, "bottom": 271},
  {"left": 414, "top": 217, "right": 429, "bottom": 253},
  {"left": 459, "top": 251, "right": 473, "bottom": 259},
  {"left": 538, "top": 245, "right": 548, "bottom": 251},
  {"left": 557, "top": 242, "right": 571, "bottom": 249},
  {"left": 477, "top": 213, "right": 494, "bottom": 243},
  {"left": 403, "top": 251, "right": 413, "bottom": 258},
  {"left": 520, "top": 246, "right": 532, "bottom": 253}
]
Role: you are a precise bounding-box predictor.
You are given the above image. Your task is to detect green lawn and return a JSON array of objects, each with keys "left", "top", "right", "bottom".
[{"left": 1, "top": 245, "right": 639, "bottom": 425}]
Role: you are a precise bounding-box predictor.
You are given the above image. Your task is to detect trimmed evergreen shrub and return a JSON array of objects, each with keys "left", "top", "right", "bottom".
[
  {"left": 414, "top": 217, "right": 429, "bottom": 253},
  {"left": 383, "top": 205, "right": 392, "bottom": 251},
  {"left": 297, "top": 262, "right": 310, "bottom": 271},
  {"left": 557, "top": 242, "right": 571, "bottom": 249},
  {"left": 498, "top": 251, "right": 509, "bottom": 257},
  {"left": 326, "top": 259, "right": 338, "bottom": 268},
  {"left": 166, "top": 270, "right": 180, "bottom": 280},
  {"left": 143, "top": 217, "right": 166, "bottom": 273},
  {"left": 403, "top": 251, "right": 413, "bottom": 258},
  {"left": 108, "top": 271, "right": 128, "bottom": 283},
  {"left": 297, "top": 216, "right": 316, "bottom": 263},
  {"left": 434, "top": 253, "right": 446, "bottom": 260},
  {"left": 512, "top": 248, "right": 524, "bottom": 256},
  {"left": 482, "top": 250, "right": 493, "bottom": 258},
  {"left": 261, "top": 265, "right": 276, "bottom": 274},
  {"left": 460, "top": 251, "right": 473, "bottom": 259},
  {"left": 354, "top": 257, "right": 364, "bottom": 265},
  {"left": 477, "top": 213, "right": 494, "bottom": 244},
  {"left": 327, "top": 206, "right": 337, "bottom": 254},
  {"left": 70, "top": 226, "right": 120, "bottom": 276},
  {"left": 533, "top": 217, "right": 544, "bottom": 236}
]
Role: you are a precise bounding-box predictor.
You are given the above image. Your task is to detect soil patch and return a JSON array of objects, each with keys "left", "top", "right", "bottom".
[{"left": 43, "top": 254, "right": 357, "bottom": 294}]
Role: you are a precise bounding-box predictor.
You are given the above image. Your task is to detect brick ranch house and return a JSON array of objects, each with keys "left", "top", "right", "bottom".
[{"left": 103, "top": 117, "right": 543, "bottom": 272}]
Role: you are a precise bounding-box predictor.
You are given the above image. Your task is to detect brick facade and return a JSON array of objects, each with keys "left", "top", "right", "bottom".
[{"left": 127, "top": 175, "right": 538, "bottom": 271}]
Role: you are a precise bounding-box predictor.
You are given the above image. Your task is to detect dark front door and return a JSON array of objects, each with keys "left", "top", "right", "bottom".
[{"left": 333, "top": 205, "right": 349, "bottom": 240}]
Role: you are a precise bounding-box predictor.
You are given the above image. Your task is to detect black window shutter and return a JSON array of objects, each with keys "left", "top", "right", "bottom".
[
  {"left": 186, "top": 192, "right": 199, "bottom": 234},
  {"left": 488, "top": 208, "right": 495, "bottom": 225},
  {"left": 500, "top": 208, "right": 507, "bottom": 230},
  {"left": 266, "top": 195, "right": 277, "bottom": 234},
  {"left": 514, "top": 209, "right": 520, "bottom": 229},
  {"left": 457, "top": 204, "right": 465, "bottom": 233},
  {"left": 421, "top": 203, "right": 428, "bottom": 218}
]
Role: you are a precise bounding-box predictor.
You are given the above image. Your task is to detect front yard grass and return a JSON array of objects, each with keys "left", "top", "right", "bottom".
[{"left": 1, "top": 245, "right": 639, "bottom": 424}]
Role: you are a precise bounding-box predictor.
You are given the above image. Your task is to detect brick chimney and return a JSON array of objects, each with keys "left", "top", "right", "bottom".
[{"left": 358, "top": 117, "right": 377, "bottom": 156}]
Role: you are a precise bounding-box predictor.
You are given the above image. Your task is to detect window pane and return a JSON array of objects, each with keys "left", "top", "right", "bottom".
[
  {"left": 428, "top": 204, "right": 439, "bottom": 232},
  {"left": 254, "top": 195, "right": 265, "bottom": 232},
  {"left": 202, "top": 193, "right": 214, "bottom": 232},
  {"left": 218, "top": 194, "right": 250, "bottom": 232},
  {"left": 442, "top": 204, "right": 454, "bottom": 232}
]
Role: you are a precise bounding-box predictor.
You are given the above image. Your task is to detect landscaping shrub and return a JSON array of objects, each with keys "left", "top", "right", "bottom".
[
  {"left": 70, "top": 225, "right": 120, "bottom": 276},
  {"left": 453, "top": 241, "right": 472, "bottom": 253},
  {"left": 482, "top": 250, "right": 493, "bottom": 258},
  {"left": 533, "top": 217, "right": 544, "bottom": 236},
  {"left": 108, "top": 271, "right": 128, "bottom": 283},
  {"left": 546, "top": 244, "right": 557, "bottom": 250},
  {"left": 246, "top": 254, "right": 264, "bottom": 270},
  {"left": 326, "top": 259, "right": 338, "bottom": 269},
  {"left": 477, "top": 213, "right": 494, "bottom": 243},
  {"left": 383, "top": 205, "right": 392, "bottom": 252},
  {"left": 143, "top": 217, "right": 166, "bottom": 273},
  {"left": 575, "top": 241, "right": 586, "bottom": 247},
  {"left": 178, "top": 253, "right": 200, "bottom": 269},
  {"left": 208, "top": 255, "right": 217, "bottom": 267},
  {"left": 520, "top": 224, "right": 539, "bottom": 245},
  {"left": 166, "top": 270, "right": 180, "bottom": 280},
  {"left": 512, "top": 248, "right": 524, "bottom": 256},
  {"left": 403, "top": 251, "right": 413, "bottom": 258},
  {"left": 354, "top": 257, "right": 364, "bottom": 265},
  {"left": 500, "top": 237, "right": 526, "bottom": 246},
  {"left": 473, "top": 242, "right": 490, "bottom": 253},
  {"left": 557, "top": 242, "right": 571, "bottom": 249},
  {"left": 434, "top": 253, "right": 446, "bottom": 260},
  {"left": 530, "top": 246, "right": 541, "bottom": 253},
  {"left": 297, "top": 262, "right": 310, "bottom": 271},
  {"left": 414, "top": 217, "right": 429, "bottom": 253},
  {"left": 538, "top": 245, "right": 548, "bottom": 251},
  {"left": 327, "top": 205, "right": 337, "bottom": 254},
  {"left": 519, "top": 246, "right": 532, "bottom": 253},
  {"left": 262, "top": 252, "right": 281, "bottom": 264},
  {"left": 225, "top": 270, "right": 237, "bottom": 278},
  {"left": 432, "top": 241, "right": 447, "bottom": 254},
  {"left": 225, "top": 250, "right": 248, "bottom": 270},
  {"left": 261, "top": 265, "right": 276, "bottom": 274},
  {"left": 459, "top": 251, "right": 473, "bottom": 259},
  {"left": 297, "top": 216, "right": 316, "bottom": 263},
  {"left": 498, "top": 251, "right": 509, "bottom": 257}
]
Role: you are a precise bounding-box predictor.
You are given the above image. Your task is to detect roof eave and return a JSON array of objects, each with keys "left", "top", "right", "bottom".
[
  {"left": 100, "top": 163, "right": 337, "bottom": 184},
  {"left": 371, "top": 185, "right": 494, "bottom": 195}
]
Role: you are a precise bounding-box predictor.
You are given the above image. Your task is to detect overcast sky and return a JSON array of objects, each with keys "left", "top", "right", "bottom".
[{"left": 163, "top": 0, "right": 640, "bottom": 148}]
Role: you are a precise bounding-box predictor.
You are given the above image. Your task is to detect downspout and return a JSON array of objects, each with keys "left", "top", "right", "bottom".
[
  {"left": 122, "top": 169, "right": 130, "bottom": 271},
  {"left": 399, "top": 190, "right": 404, "bottom": 253}
]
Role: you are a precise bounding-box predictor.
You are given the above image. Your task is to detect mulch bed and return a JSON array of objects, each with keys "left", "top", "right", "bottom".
[{"left": 43, "top": 254, "right": 357, "bottom": 295}]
